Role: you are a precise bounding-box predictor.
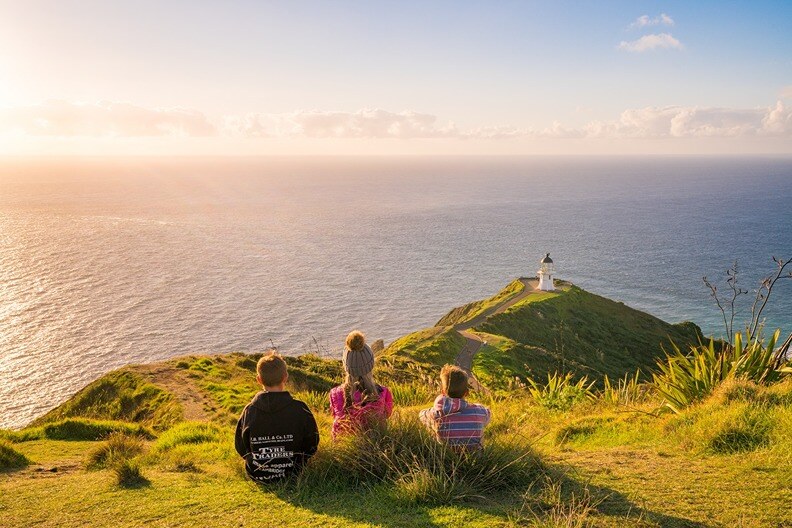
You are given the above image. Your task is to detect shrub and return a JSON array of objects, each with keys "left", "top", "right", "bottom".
[
  {"left": 0, "top": 428, "right": 44, "bottom": 443},
  {"left": 86, "top": 432, "right": 145, "bottom": 470},
  {"left": 0, "top": 441, "right": 30, "bottom": 470},
  {"left": 300, "top": 414, "right": 542, "bottom": 504},
  {"left": 154, "top": 422, "right": 224, "bottom": 451},
  {"left": 599, "top": 370, "right": 647, "bottom": 406},
  {"left": 527, "top": 373, "right": 594, "bottom": 412},
  {"left": 653, "top": 330, "right": 788, "bottom": 413},
  {"left": 42, "top": 419, "right": 154, "bottom": 441},
  {"left": 114, "top": 460, "right": 149, "bottom": 488}
]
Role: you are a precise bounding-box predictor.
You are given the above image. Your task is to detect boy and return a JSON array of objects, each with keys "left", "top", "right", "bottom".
[
  {"left": 419, "top": 364, "right": 491, "bottom": 449},
  {"left": 235, "top": 351, "right": 319, "bottom": 482}
]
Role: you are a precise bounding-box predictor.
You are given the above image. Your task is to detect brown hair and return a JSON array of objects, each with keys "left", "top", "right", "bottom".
[
  {"left": 346, "top": 330, "right": 366, "bottom": 352},
  {"left": 440, "top": 364, "right": 469, "bottom": 398},
  {"left": 257, "top": 350, "right": 288, "bottom": 387},
  {"left": 342, "top": 371, "right": 380, "bottom": 409}
]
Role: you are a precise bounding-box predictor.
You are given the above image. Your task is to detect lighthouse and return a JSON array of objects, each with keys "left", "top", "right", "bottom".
[{"left": 537, "top": 253, "right": 555, "bottom": 291}]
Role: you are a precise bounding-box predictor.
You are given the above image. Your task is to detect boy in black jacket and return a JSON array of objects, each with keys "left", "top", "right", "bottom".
[{"left": 235, "top": 351, "right": 319, "bottom": 482}]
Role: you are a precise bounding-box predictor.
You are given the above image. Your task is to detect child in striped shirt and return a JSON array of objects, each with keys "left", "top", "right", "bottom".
[{"left": 419, "top": 364, "right": 491, "bottom": 450}]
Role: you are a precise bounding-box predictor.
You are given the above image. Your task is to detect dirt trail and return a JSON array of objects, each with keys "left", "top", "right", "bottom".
[
  {"left": 136, "top": 364, "right": 213, "bottom": 422},
  {"left": 453, "top": 278, "right": 541, "bottom": 388}
]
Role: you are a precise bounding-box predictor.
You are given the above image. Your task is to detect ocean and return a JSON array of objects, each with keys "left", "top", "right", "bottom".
[{"left": 1, "top": 156, "right": 790, "bottom": 429}]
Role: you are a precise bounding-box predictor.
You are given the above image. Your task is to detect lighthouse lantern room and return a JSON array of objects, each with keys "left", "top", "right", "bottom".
[{"left": 537, "top": 253, "right": 555, "bottom": 291}]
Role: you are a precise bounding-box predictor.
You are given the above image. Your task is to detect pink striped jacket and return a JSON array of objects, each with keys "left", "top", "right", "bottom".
[{"left": 419, "top": 395, "right": 491, "bottom": 449}]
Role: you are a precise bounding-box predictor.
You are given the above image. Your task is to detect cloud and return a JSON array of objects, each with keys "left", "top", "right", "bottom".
[
  {"left": 618, "top": 33, "right": 684, "bottom": 52},
  {"left": 585, "top": 102, "right": 792, "bottom": 138},
  {"left": 629, "top": 13, "right": 675, "bottom": 29},
  {"left": 0, "top": 100, "right": 216, "bottom": 137},
  {"left": 224, "top": 109, "right": 459, "bottom": 139},
  {"left": 781, "top": 86, "right": 792, "bottom": 99},
  {"left": 2, "top": 101, "right": 791, "bottom": 143}
]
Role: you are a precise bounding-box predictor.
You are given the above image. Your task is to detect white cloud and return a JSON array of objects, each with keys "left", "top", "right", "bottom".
[
  {"left": 618, "top": 33, "right": 684, "bottom": 52},
  {"left": 780, "top": 85, "right": 792, "bottom": 99},
  {"left": 2, "top": 101, "right": 791, "bottom": 142},
  {"left": 225, "top": 109, "right": 459, "bottom": 139},
  {"left": 585, "top": 102, "right": 792, "bottom": 138},
  {"left": 629, "top": 13, "right": 675, "bottom": 29},
  {"left": 0, "top": 100, "right": 216, "bottom": 137}
]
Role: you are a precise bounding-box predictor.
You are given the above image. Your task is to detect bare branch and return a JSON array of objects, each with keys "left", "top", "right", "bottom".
[
  {"left": 749, "top": 257, "right": 792, "bottom": 341},
  {"left": 703, "top": 275, "right": 731, "bottom": 346}
]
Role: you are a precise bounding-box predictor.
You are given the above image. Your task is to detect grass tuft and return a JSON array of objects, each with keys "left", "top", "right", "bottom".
[
  {"left": 300, "top": 413, "right": 542, "bottom": 505},
  {"left": 42, "top": 418, "right": 154, "bottom": 441},
  {"left": 706, "top": 407, "right": 772, "bottom": 454},
  {"left": 114, "top": 460, "right": 149, "bottom": 488},
  {"left": 153, "top": 422, "right": 224, "bottom": 452},
  {"left": 86, "top": 432, "right": 146, "bottom": 470},
  {"left": 0, "top": 440, "right": 30, "bottom": 470}
]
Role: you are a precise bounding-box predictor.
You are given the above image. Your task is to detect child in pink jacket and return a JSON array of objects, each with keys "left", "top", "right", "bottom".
[{"left": 329, "top": 331, "right": 393, "bottom": 438}]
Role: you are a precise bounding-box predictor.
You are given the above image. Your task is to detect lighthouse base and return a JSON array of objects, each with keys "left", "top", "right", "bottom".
[{"left": 537, "top": 272, "right": 555, "bottom": 291}]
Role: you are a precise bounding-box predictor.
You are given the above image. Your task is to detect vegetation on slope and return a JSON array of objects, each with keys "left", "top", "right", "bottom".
[
  {"left": 31, "top": 371, "right": 182, "bottom": 431},
  {"left": 0, "top": 441, "right": 30, "bottom": 470},
  {"left": 435, "top": 278, "right": 526, "bottom": 327},
  {"left": 5, "top": 278, "right": 789, "bottom": 526},
  {"left": 2, "top": 371, "right": 791, "bottom": 527},
  {"left": 381, "top": 326, "right": 464, "bottom": 367},
  {"left": 473, "top": 285, "right": 702, "bottom": 385}
]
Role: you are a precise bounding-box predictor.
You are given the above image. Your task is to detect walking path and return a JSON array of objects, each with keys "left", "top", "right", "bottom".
[{"left": 453, "top": 278, "right": 541, "bottom": 388}]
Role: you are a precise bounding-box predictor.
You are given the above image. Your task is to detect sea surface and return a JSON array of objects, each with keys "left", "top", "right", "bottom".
[{"left": 1, "top": 156, "right": 790, "bottom": 429}]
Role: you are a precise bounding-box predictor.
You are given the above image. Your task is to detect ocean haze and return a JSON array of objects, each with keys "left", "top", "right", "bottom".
[{"left": 0, "top": 156, "right": 790, "bottom": 429}]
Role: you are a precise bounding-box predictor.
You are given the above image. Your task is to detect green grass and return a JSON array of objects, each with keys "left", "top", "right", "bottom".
[
  {"left": 435, "top": 279, "right": 526, "bottom": 327},
  {"left": 31, "top": 370, "right": 182, "bottom": 431},
  {"left": 382, "top": 326, "right": 465, "bottom": 367},
  {"left": 5, "top": 279, "right": 790, "bottom": 526},
  {"left": 41, "top": 419, "right": 154, "bottom": 441},
  {"left": 86, "top": 432, "right": 146, "bottom": 470},
  {"left": 3, "top": 384, "right": 791, "bottom": 527},
  {"left": 476, "top": 285, "right": 703, "bottom": 383},
  {"left": 3, "top": 379, "right": 792, "bottom": 526},
  {"left": 0, "top": 427, "right": 45, "bottom": 443},
  {"left": 0, "top": 440, "right": 30, "bottom": 470},
  {"left": 153, "top": 422, "right": 225, "bottom": 452},
  {"left": 114, "top": 460, "right": 149, "bottom": 488}
]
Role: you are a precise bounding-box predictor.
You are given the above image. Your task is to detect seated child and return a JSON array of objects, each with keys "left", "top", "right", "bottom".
[
  {"left": 329, "top": 331, "right": 394, "bottom": 438},
  {"left": 235, "top": 351, "right": 319, "bottom": 482},
  {"left": 419, "top": 364, "right": 491, "bottom": 449}
]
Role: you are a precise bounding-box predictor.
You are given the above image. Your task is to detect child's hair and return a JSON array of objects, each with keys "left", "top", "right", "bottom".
[
  {"left": 343, "top": 372, "right": 379, "bottom": 409},
  {"left": 440, "top": 364, "right": 469, "bottom": 398},
  {"left": 257, "top": 350, "right": 288, "bottom": 387},
  {"left": 346, "top": 330, "right": 366, "bottom": 352}
]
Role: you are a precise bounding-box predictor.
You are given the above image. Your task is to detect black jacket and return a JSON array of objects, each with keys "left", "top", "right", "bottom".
[{"left": 234, "top": 391, "right": 319, "bottom": 482}]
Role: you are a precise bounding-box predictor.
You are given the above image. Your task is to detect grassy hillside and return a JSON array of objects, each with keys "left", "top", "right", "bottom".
[
  {"left": 387, "top": 281, "right": 703, "bottom": 389},
  {"left": 9, "top": 279, "right": 786, "bottom": 527},
  {"left": 2, "top": 371, "right": 790, "bottom": 527},
  {"left": 473, "top": 285, "right": 703, "bottom": 386},
  {"left": 436, "top": 278, "right": 526, "bottom": 327}
]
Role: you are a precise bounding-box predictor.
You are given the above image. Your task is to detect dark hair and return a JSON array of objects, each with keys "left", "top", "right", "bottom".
[{"left": 440, "top": 364, "right": 469, "bottom": 398}]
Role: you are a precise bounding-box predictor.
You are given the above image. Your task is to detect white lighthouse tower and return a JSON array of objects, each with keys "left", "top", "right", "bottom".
[{"left": 537, "top": 253, "right": 555, "bottom": 291}]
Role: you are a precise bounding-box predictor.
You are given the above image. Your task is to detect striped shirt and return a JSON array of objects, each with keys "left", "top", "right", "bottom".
[{"left": 419, "top": 395, "right": 491, "bottom": 449}]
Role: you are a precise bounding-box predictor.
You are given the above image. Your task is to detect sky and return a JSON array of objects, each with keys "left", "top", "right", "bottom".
[{"left": 0, "top": 0, "right": 791, "bottom": 156}]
